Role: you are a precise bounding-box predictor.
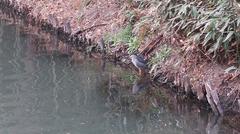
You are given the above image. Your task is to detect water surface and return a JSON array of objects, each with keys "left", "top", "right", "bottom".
[{"left": 0, "top": 18, "right": 238, "bottom": 134}]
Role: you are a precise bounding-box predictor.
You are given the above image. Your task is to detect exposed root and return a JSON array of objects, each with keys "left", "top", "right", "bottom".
[{"left": 205, "top": 81, "right": 224, "bottom": 116}]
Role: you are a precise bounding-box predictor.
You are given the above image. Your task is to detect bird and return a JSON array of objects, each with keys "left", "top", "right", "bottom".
[
  {"left": 98, "top": 38, "right": 106, "bottom": 54},
  {"left": 63, "top": 19, "right": 72, "bottom": 34},
  {"left": 130, "top": 54, "right": 147, "bottom": 76}
]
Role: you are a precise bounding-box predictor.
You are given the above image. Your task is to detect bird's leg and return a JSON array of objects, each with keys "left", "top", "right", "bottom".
[{"left": 139, "top": 68, "right": 145, "bottom": 77}]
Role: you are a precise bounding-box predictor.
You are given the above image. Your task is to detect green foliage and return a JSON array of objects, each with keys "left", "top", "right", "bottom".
[
  {"left": 150, "top": 45, "right": 171, "bottom": 66},
  {"left": 105, "top": 25, "right": 133, "bottom": 46},
  {"left": 109, "top": 0, "right": 240, "bottom": 63},
  {"left": 105, "top": 25, "right": 140, "bottom": 54},
  {"left": 125, "top": 10, "right": 137, "bottom": 24},
  {"left": 159, "top": 0, "right": 240, "bottom": 59},
  {"left": 225, "top": 66, "right": 239, "bottom": 73},
  {"left": 127, "top": 36, "right": 139, "bottom": 54}
]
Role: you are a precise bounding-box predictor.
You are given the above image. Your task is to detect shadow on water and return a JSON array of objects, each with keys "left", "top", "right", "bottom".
[{"left": 0, "top": 12, "right": 239, "bottom": 134}]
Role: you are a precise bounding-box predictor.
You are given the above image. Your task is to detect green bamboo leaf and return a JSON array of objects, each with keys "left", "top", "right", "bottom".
[
  {"left": 223, "top": 31, "right": 234, "bottom": 42},
  {"left": 169, "top": 4, "right": 183, "bottom": 10},
  {"left": 196, "top": 18, "right": 208, "bottom": 28},
  {"left": 173, "top": 21, "right": 182, "bottom": 29},
  {"left": 210, "top": 3, "right": 223, "bottom": 15},
  {"left": 187, "top": 30, "right": 194, "bottom": 37},
  {"left": 181, "top": 21, "right": 193, "bottom": 30},
  {"left": 237, "top": 18, "right": 240, "bottom": 27},
  {"left": 220, "top": 18, "right": 230, "bottom": 32},
  {"left": 211, "top": 32, "right": 216, "bottom": 40},
  {"left": 215, "top": 20, "right": 225, "bottom": 30},
  {"left": 208, "top": 36, "right": 223, "bottom": 53},
  {"left": 202, "top": 20, "right": 214, "bottom": 33},
  {"left": 178, "top": 5, "right": 187, "bottom": 16},
  {"left": 192, "top": 33, "right": 201, "bottom": 44},
  {"left": 191, "top": 6, "right": 198, "bottom": 18},
  {"left": 225, "top": 66, "right": 237, "bottom": 73},
  {"left": 176, "top": 20, "right": 185, "bottom": 32},
  {"left": 203, "top": 32, "right": 213, "bottom": 46}
]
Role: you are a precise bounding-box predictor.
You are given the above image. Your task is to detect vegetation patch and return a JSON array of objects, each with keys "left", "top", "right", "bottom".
[
  {"left": 162, "top": 0, "right": 240, "bottom": 62},
  {"left": 125, "top": 0, "right": 240, "bottom": 65},
  {"left": 149, "top": 45, "right": 172, "bottom": 66},
  {"left": 105, "top": 25, "right": 140, "bottom": 54}
]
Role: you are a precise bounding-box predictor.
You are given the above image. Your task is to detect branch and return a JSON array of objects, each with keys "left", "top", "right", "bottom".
[{"left": 74, "top": 23, "right": 107, "bottom": 35}]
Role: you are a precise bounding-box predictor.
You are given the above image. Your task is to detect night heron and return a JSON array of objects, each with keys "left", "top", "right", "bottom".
[
  {"left": 130, "top": 54, "right": 147, "bottom": 76},
  {"left": 98, "top": 38, "right": 106, "bottom": 54}
]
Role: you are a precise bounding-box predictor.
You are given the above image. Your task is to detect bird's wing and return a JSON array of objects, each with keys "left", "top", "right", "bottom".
[
  {"left": 136, "top": 54, "right": 147, "bottom": 64},
  {"left": 135, "top": 60, "right": 147, "bottom": 68}
]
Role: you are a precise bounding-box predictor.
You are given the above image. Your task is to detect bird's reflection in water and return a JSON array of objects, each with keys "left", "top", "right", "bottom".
[
  {"left": 106, "top": 74, "right": 120, "bottom": 106},
  {"left": 100, "top": 58, "right": 106, "bottom": 72},
  {"left": 132, "top": 77, "right": 151, "bottom": 94},
  {"left": 206, "top": 115, "right": 223, "bottom": 134},
  {"left": 103, "top": 73, "right": 238, "bottom": 134}
]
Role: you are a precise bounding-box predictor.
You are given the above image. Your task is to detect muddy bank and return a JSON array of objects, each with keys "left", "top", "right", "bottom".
[{"left": 0, "top": 0, "right": 239, "bottom": 117}]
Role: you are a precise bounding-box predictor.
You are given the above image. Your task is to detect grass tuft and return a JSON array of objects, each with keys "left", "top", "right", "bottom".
[
  {"left": 105, "top": 25, "right": 140, "bottom": 54},
  {"left": 150, "top": 45, "right": 172, "bottom": 66}
]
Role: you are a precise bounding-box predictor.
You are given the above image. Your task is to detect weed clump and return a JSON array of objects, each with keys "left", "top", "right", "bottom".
[
  {"left": 149, "top": 45, "right": 172, "bottom": 66},
  {"left": 105, "top": 25, "right": 140, "bottom": 54},
  {"left": 161, "top": 0, "right": 240, "bottom": 61},
  {"left": 124, "top": 0, "right": 240, "bottom": 64}
]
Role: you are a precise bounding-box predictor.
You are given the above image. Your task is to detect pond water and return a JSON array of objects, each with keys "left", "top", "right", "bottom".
[{"left": 0, "top": 18, "right": 239, "bottom": 134}]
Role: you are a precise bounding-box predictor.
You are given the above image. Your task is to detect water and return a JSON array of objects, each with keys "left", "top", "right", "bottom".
[{"left": 0, "top": 18, "right": 238, "bottom": 134}]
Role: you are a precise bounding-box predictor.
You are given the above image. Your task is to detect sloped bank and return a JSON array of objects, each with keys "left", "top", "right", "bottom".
[{"left": 0, "top": 0, "right": 239, "bottom": 117}]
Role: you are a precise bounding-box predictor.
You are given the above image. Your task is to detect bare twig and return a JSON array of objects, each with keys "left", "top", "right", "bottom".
[
  {"left": 140, "top": 34, "right": 163, "bottom": 57},
  {"left": 205, "top": 81, "right": 224, "bottom": 116},
  {"left": 74, "top": 23, "right": 107, "bottom": 35}
]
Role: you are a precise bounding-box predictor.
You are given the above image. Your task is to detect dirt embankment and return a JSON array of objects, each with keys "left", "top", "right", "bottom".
[{"left": 0, "top": 0, "right": 239, "bottom": 116}]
